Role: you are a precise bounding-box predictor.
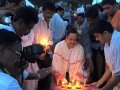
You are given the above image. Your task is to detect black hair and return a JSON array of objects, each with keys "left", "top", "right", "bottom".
[
  {"left": 93, "top": 4, "right": 103, "bottom": 12},
  {"left": 66, "top": 24, "right": 78, "bottom": 36},
  {"left": 0, "top": 0, "right": 6, "bottom": 7},
  {"left": 0, "top": 29, "right": 21, "bottom": 45},
  {"left": 101, "top": 0, "right": 116, "bottom": 6},
  {"left": 92, "top": 20, "right": 114, "bottom": 34},
  {"left": 55, "top": 6, "right": 64, "bottom": 12},
  {"left": 77, "top": 13, "right": 85, "bottom": 18},
  {"left": 61, "top": 24, "right": 78, "bottom": 41},
  {"left": 13, "top": 6, "right": 38, "bottom": 25},
  {"left": 42, "top": 1, "right": 55, "bottom": 11},
  {"left": 85, "top": 6, "right": 99, "bottom": 18},
  {"left": 7, "top": 0, "right": 22, "bottom": 5}
]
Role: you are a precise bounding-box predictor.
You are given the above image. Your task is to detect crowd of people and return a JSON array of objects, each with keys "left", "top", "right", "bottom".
[{"left": 0, "top": 0, "right": 120, "bottom": 90}]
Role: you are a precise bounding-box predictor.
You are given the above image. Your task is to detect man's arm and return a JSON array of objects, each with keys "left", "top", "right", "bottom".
[
  {"left": 96, "top": 64, "right": 112, "bottom": 87},
  {"left": 100, "top": 75, "right": 120, "bottom": 90},
  {"left": 26, "top": 67, "right": 52, "bottom": 80}
]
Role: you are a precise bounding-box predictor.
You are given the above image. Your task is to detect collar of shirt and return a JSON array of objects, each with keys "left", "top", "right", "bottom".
[
  {"left": 105, "top": 30, "right": 118, "bottom": 47},
  {"left": 38, "top": 13, "right": 45, "bottom": 21},
  {"left": 9, "top": 24, "right": 16, "bottom": 33}
]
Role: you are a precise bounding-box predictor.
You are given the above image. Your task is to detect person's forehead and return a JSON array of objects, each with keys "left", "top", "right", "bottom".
[
  {"left": 94, "top": 33, "right": 102, "bottom": 36},
  {"left": 77, "top": 16, "right": 84, "bottom": 19},
  {"left": 87, "top": 18, "right": 95, "bottom": 24},
  {"left": 87, "top": 17, "right": 94, "bottom": 20},
  {"left": 67, "top": 33, "right": 77, "bottom": 37},
  {"left": 102, "top": 4, "right": 113, "bottom": 8},
  {"left": 45, "top": 9, "right": 54, "bottom": 13}
]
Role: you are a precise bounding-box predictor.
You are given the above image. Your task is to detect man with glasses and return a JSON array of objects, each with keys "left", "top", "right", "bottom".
[
  {"left": 101, "top": 0, "right": 120, "bottom": 31},
  {"left": 0, "top": 29, "right": 23, "bottom": 90},
  {"left": 0, "top": 6, "right": 39, "bottom": 81},
  {"left": 0, "top": 29, "right": 51, "bottom": 90}
]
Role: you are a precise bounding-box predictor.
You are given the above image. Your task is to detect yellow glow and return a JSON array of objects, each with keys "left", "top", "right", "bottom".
[
  {"left": 61, "top": 81, "right": 65, "bottom": 85},
  {"left": 61, "top": 80, "right": 82, "bottom": 89},
  {"left": 76, "top": 82, "right": 79, "bottom": 86},
  {"left": 39, "top": 38, "right": 48, "bottom": 46},
  {"left": 71, "top": 80, "right": 75, "bottom": 83},
  {"left": 71, "top": 86, "right": 76, "bottom": 89}
]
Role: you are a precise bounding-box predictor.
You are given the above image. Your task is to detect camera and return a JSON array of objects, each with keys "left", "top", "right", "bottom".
[{"left": 21, "top": 44, "right": 44, "bottom": 63}]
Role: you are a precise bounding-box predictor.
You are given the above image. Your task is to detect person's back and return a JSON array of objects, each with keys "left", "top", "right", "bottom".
[{"left": 52, "top": 13, "right": 68, "bottom": 44}]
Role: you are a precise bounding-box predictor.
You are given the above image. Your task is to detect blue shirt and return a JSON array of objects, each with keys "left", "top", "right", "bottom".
[{"left": 0, "top": 71, "right": 22, "bottom": 90}]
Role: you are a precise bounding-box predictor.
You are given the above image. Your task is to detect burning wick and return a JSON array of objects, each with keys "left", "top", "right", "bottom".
[{"left": 76, "top": 82, "right": 81, "bottom": 89}]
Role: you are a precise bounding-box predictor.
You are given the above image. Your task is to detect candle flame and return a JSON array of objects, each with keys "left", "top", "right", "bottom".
[
  {"left": 39, "top": 38, "right": 48, "bottom": 46},
  {"left": 61, "top": 80, "right": 82, "bottom": 89}
]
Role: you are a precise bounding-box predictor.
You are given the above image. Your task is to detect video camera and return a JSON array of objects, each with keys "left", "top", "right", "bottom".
[{"left": 20, "top": 44, "right": 44, "bottom": 64}]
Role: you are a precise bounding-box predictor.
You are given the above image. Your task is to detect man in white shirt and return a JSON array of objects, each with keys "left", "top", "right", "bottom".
[
  {"left": 23, "top": 2, "right": 56, "bottom": 90},
  {"left": 33, "top": 2, "right": 56, "bottom": 90},
  {"left": 52, "top": 25, "right": 86, "bottom": 87},
  {"left": 92, "top": 20, "right": 120, "bottom": 90}
]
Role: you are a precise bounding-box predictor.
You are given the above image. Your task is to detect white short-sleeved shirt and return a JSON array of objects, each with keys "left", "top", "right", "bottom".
[
  {"left": 0, "top": 71, "right": 22, "bottom": 90},
  {"left": 104, "top": 30, "right": 120, "bottom": 76}
]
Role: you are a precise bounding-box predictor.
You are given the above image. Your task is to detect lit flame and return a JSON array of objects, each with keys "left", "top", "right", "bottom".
[
  {"left": 61, "top": 81, "right": 66, "bottom": 85},
  {"left": 76, "top": 82, "right": 79, "bottom": 86},
  {"left": 61, "top": 80, "right": 82, "bottom": 89},
  {"left": 39, "top": 38, "right": 48, "bottom": 46}
]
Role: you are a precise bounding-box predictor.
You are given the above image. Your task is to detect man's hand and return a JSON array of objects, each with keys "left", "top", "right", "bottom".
[
  {"left": 37, "top": 67, "right": 52, "bottom": 79},
  {"left": 57, "top": 76, "right": 68, "bottom": 86},
  {"left": 92, "top": 81, "right": 102, "bottom": 88},
  {"left": 44, "top": 45, "right": 51, "bottom": 52},
  {"left": 39, "top": 53, "right": 46, "bottom": 60}
]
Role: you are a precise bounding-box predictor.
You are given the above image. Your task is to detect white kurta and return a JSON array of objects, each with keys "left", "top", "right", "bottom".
[
  {"left": 52, "top": 40, "right": 85, "bottom": 82},
  {"left": 33, "top": 13, "right": 53, "bottom": 46},
  {"left": 22, "top": 29, "right": 35, "bottom": 47},
  {"left": 22, "top": 13, "right": 53, "bottom": 90},
  {"left": 51, "top": 13, "right": 68, "bottom": 44},
  {"left": 104, "top": 30, "right": 120, "bottom": 90}
]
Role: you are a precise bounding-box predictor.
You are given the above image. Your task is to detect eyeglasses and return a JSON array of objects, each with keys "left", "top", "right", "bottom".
[{"left": 7, "top": 47, "right": 22, "bottom": 58}]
